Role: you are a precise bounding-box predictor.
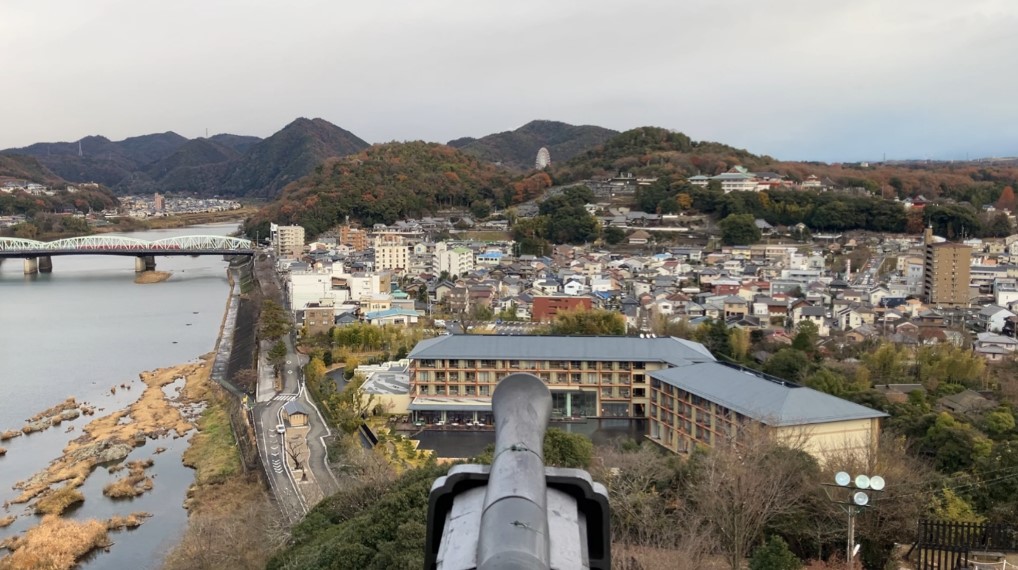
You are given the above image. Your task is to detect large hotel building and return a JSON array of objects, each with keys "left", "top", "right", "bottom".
[{"left": 407, "top": 335, "right": 885, "bottom": 459}]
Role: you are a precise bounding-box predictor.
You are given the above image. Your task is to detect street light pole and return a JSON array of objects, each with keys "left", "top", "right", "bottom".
[
  {"left": 846, "top": 506, "right": 856, "bottom": 570},
  {"left": 823, "top": 472, "right": 885, "bottom": 570}
]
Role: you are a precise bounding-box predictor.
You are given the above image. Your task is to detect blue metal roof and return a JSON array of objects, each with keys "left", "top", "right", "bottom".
[{"left": 364, "top": 308, "right": 420, "bottom": 319}]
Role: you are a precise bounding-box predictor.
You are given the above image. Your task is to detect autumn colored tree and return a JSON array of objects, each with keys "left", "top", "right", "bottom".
[
  {"left": 548, "top": 308, "right": 626, "bottom": 336},
  {"left": 995, "top": 186, "right": 1016, "bottom": 212}
]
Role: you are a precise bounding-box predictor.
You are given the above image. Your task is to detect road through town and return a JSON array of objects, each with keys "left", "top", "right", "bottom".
[{"left": 252, "top": 250, "right": 339, "bottom": 522}]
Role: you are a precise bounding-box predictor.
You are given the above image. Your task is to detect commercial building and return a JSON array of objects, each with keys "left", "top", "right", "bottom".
[
  {"left": 923, "top": 228, "right": 972, "bottom": 307},
  {"left": 405, "top": 335, "right": 886, "bottom": 460}
]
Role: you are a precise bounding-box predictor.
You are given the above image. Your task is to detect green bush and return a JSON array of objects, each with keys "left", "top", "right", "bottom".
[{"left": 749, "top": 536, "right": 801, "bottom": 570}]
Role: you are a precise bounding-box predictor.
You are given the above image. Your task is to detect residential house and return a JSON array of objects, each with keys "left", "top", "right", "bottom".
[{"left": 976, "top": 305, "right": 1016, "bottom": 333}]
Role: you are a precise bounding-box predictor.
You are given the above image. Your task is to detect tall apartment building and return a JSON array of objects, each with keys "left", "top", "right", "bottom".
[
  {"left": 923, "top": 228, "right": 972, "bottom": 307},
  {"left": 339, "top": 224, "right": 369, "bottom": 252},
  {"left": 374, "top": 233, "right": 409, "bottom": 273},
  {"left": 271, "top": 224, "right": 306, "bottom": 259},
  {"left": 435, "top": 246, "right": 474, "bottom": 277},
  {"left": 405, "top": 335, "right": 885, "bottom": 462}
]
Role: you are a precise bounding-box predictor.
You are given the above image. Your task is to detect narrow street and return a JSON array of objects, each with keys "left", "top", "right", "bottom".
[{"left": 251, "top": 251, "right": 340, "bottom": 521}]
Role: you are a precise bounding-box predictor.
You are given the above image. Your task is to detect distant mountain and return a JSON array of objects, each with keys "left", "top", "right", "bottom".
[
  {"left": 0, "top": 155, "right": 65, "bottom": 186},
  {"left": 1, "top": 132, "right": 189, "bottom": 188},
  {"left": 446, "top": 137, "right": 476, "bottom": 149},
  {"left": 0, "top": 119, "right": 367, "bottom": 199},
  {"left": 208, "top": 134, "right": 262, "bottom": 154},
  {"left": 216, "top": 118, "right": 370, "bottom": 199},
  {"left": 245, "top": 141, "right": 515, "bottom": 237},
  {"left": 0, "top": 157, "right": 119, "bottom": 218},
  {"left": 144, "top": 138, "right": 241, "bottom": 181},
  {"left": 452, "top": 120, "right": 619, "bottom": 170}
]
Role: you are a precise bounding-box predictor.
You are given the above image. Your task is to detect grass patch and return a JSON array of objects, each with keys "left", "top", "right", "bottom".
[
  {"left": 106, "top": 512, "right": 151, "bottom": 530},
  {"left": 34, "top": 488, "right": 84, "bottom": 515},
  {"left": 0, "top": 516, "right": 14, "bottom": 528},
  {"left": 0, "top": 516, "right": 110, "bottom": 570},
  {"left": 103, "top": 459, "right": 155, "bottom": 499},
  {"left": 374, "top": 428, "right": 432, "bottom": 471},
  {"left": 182, "top": 396, "right": 240, "bottom": 486}
]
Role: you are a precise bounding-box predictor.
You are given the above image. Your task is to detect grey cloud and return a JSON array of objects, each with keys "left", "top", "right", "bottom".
[{"left": 1, "top": 0, "right": 1016, "bottom": 161}]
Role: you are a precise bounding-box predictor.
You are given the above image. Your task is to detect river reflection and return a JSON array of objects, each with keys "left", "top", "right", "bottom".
[{"left": 0, "top": 223, "right": 237, "bottom": 569}]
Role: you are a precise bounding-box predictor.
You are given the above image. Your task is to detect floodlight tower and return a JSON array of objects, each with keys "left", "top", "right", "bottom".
[{"left": 823, "top": 471, "right": 885, "bottom": 569}]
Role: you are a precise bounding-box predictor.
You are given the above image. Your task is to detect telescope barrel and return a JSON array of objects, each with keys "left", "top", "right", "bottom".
[{"left": 476, "top": 373, "right": 552, "bottom": 570}]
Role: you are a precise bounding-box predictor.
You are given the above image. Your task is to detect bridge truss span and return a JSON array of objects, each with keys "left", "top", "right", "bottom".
[
  {"left": 0, "top": 234, "right": 255, "bottom": 256},
  {"left": 151, "top": 235, "right": 255, "bottom": 252},
  {"left": 48, "top": 235, "right": 153, "bottom": 252},
  {"left": 0, "top": 237, "right": 46, "bottom": 253}
]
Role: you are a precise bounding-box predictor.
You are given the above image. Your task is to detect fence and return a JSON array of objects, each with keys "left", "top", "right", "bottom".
[{"left": 915, "top": 520, "right": 1018, "bottom": 569}]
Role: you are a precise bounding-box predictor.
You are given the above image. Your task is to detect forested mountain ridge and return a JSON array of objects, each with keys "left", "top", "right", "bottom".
[
  {"left": 2, "top": 132, "right": 190, "bottom": 188},
  {"left": 215, "top": 118, "right": 370, "bottom": 200},
  {"left": 0, "top": 118, "right": 368, "bottom": 199},
  {"left": 451, "top": 120, "right": 618, "bottom": 170},
  {"left": 553, "top": 126, "right": 1018, "bottom": 204},
  {"left": 552, "top": 126, "right": 780, "bottom": 183},
  {"left": 0, "top": 155, "right": 66, "bottom": 187},
  {"left": 243, "top": 141, "right": 548, "bottom": 237}
]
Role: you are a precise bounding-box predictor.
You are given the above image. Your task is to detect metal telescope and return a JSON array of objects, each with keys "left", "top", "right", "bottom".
[{"left": 425, "top": 373, "right": 611, "bottom": 570}]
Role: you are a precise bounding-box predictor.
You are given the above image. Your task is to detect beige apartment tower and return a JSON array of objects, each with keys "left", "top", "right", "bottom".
[
  {"left": 923, "top": 227, "right": 971, "bottom": 307},
  {"left": 272, "top": 224, "right": 306, "bottom": 259},
  {"left": 374, "top": 233, "right": 409, "bottom": 273}
]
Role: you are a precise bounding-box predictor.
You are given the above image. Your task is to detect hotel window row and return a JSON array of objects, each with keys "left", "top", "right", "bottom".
[
  {"left": 416, "top": 359, "right": 643, "bottom": 371},
  {"left": 648, "top": 377, "right": 747, "bottom": 453}
]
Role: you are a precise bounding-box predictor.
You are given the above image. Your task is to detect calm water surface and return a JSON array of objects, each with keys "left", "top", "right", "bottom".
[{"left": 0, "top": 223, "right": 238, "bottom": 568}]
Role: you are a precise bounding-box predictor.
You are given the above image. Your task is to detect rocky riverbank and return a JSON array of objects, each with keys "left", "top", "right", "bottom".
[{"left": 0, "top": 357, "right": 213, "bottom": 569}]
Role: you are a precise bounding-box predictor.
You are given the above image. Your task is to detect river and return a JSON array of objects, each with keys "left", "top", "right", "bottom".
[{"left": 0, "top": 223, "right": 239, "bottom": 569}]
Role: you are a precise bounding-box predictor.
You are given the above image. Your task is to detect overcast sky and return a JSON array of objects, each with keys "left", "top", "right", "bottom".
[{"left": 2, "top": 0, "right": 1016, "bottom": 162}]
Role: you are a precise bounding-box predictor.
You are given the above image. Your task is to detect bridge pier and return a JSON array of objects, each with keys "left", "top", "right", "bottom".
[
  {"left": 38, "top": 256, "right": 52, "bottom": 273},
  {"left": 135, "top": 255, "right": 156, "bottom": 272},
  {"left": 24, "top": 257, "right": 38, "bottom": 275}
]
